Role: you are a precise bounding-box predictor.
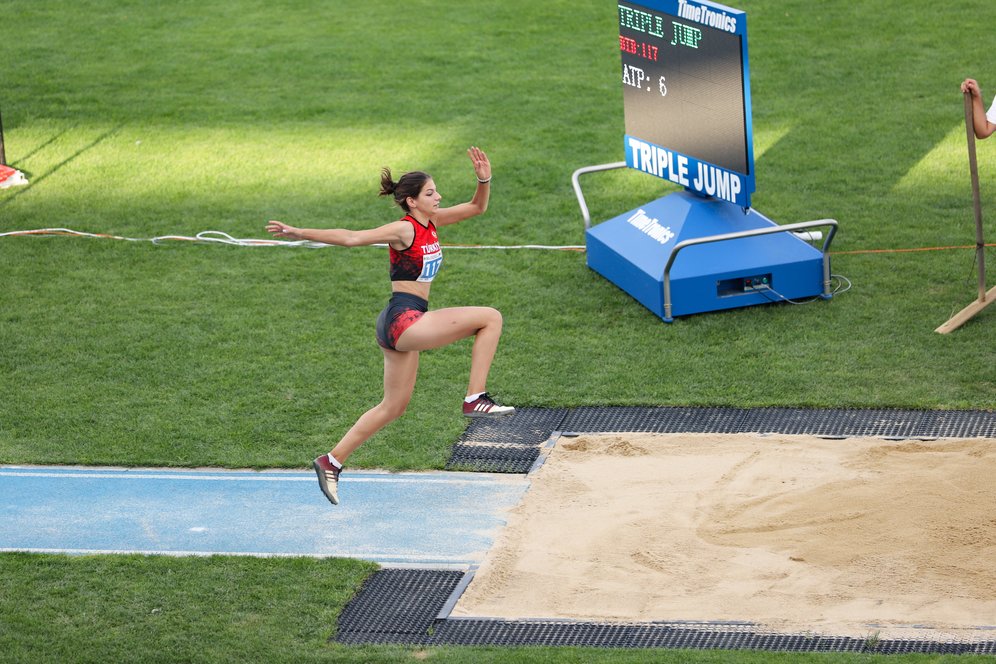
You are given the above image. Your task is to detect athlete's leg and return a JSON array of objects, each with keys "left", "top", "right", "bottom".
[
  {"left": 394, "top": 306, "right": 502, "bottom": 395},
  {"left": 329, "top": 347, "right": 420, "bottom": 463}
]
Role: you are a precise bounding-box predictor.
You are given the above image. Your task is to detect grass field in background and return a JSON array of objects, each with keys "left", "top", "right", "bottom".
[{"left": 1, "top": 0, "right": 995, "bottom": 661}]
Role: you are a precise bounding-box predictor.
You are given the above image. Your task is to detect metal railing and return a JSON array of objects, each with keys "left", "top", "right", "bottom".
[
  {"left": 571, "top": 161, "right": 628, "bottom": 231},
  {"left": 661, "top": 219, "right": 838, "bottom": 320}
]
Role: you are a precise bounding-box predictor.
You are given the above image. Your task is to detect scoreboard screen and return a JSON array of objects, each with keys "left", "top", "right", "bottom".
[{"left": 619, "top": 0, "right": 754, "bottom": 207}]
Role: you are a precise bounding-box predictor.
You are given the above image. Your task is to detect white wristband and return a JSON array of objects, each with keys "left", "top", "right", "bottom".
[{"left": 477, "top": 176, "right": 492, "bottom": 184}]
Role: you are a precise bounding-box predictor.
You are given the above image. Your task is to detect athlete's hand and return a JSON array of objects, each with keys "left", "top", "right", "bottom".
[
  {"left": 468, "top": 146, "right": 491, "bottom": 182},
  {"left": 266, "top": 220, "right": 301, "bottom": 239},
  {"left": 961, "top": 78, "right": 981, "bottom": 97}
]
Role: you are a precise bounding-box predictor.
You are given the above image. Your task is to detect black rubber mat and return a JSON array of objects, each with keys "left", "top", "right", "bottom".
[
  {"left": 915, "top": 408, "right": 996, "bottom": 439},
  {"left": 335, "top": 568, "right": 462, "bottom": 644},
  {"left": 445, "top": 443, "right": 541, "bottom": 474},
  {"left": 335, "top": 570, "right": 996, "bottom": 654},
  {"left": 738, "top": 407, "right": 925, "bottom": 438},
  {"left": 433, "top": 619, "right": 994, "bottom": 653},
  {"left": 445, "top": 408, "right": 567, "bottom": 473},
  {"left": 458, "top": 407, "right": 568, "bottom": 445},
  {"left": 561, "top": 406, "right": 749, "bottom": 434},
  {"left": 446, "top": 406, "right": 996, "bottom": 472}
]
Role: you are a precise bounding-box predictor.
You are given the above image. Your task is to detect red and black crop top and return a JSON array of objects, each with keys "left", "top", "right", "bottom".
[{"left": 389, "top": 214, "right": 443, "bottom": 283}]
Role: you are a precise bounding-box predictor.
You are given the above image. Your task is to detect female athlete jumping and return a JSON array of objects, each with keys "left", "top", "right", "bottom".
[{"left": 265, "top": 146, "right": 514, "bottom": 506}]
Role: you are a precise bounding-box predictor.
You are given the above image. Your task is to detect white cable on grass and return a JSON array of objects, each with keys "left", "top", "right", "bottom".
[
  {"left": 444, "top": 244, "right": 584, "bottom": 250},
  {"left": 830, "top": 274, "right": 852, "bottom": 294},
  {"left": 0, "top": 227, "right": 144, "bottom": 242},
  {"left": 755, "top": 273, "right": 852, "bottom": 305},
  {"left": 0, "top": 227, "right": 585, "bottom": 250},
  {"left": 175, "top": 230, "right": 328, "bottom": 248}
]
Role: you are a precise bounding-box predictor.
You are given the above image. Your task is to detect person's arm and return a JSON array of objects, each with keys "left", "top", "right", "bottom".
[
  {"left": 961, "top": 78, "right": 996, "bottom": 139},
  {"left": 434, "top": 146, "right": 492, "bottom": 227},
  {"left": 266, "top": 219, "right": 412, "bottom": 248}
]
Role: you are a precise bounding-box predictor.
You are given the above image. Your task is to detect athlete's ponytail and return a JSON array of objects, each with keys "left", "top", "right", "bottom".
[{"left": 379, "top": 167, "right": 432, "bottom": 212}]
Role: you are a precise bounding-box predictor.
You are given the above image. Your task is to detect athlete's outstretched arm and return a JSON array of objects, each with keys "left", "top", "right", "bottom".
[
  {"left": 266, "top": 219, "right": 412, "bottom": 248},
  {"left": 434, "top": 146, "right": 492, "bottom": 227}
]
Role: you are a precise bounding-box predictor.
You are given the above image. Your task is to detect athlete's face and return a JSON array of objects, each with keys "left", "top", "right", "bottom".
[{"left": 408, "top": 179, "right": 441, "bottom": 216}]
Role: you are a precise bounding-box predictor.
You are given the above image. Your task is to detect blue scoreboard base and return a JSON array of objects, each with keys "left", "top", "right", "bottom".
[{"left": 586, "top": 191, "right": 828, "bottom": 322}]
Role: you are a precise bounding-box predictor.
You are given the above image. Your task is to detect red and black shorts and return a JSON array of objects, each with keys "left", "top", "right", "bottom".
[{"left": 375, "top": 292, "right": 428, "bottom": 350}]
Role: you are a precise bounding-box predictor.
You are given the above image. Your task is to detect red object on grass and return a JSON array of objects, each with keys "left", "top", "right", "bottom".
[{"left": 0, "top": 164, "right": 27, "bottom": 188}]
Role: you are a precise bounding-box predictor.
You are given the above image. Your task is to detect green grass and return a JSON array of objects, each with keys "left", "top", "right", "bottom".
[
  {"left": 1, "top": 0, "right": 995, "bottom": 661},
  {"left": 0, "top": 553, "right": 376, "bottom": 663},
  {"left": 2, "top": 554, "right": 993, "bottom": 664}
]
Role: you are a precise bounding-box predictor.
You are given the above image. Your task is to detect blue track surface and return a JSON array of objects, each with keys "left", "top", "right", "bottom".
[{"left": 0, "top": 466, "right": 529, "bottom": 568}]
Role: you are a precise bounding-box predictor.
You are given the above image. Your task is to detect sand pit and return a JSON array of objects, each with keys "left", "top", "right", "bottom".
[{"left": 453, "top": 433, "right": 996, "bottom": 641}]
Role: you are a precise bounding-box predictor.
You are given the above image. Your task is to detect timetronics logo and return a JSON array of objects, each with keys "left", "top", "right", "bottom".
[
  {"left": 627, "top": 209, "right": 675, "bottom": 245},
  {"left": 676, "top": 0, "right": 737, "bottom": 33}
]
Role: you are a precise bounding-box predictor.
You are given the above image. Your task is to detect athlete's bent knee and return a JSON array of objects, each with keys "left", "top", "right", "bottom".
[
  {"left": 378, "top": 398, "right": 410, "bottom": 422},
  {"left": 485, "top": 307, "right": 503, "bottom": 331}
]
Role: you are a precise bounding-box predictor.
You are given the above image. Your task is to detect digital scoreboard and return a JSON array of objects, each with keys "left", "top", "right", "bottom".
[
  {"left": 580, "top": 0, "right": 833, "bottom": 322},
  {"left": 618, "top": 0, "right": 754, "bottom": 207}
]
